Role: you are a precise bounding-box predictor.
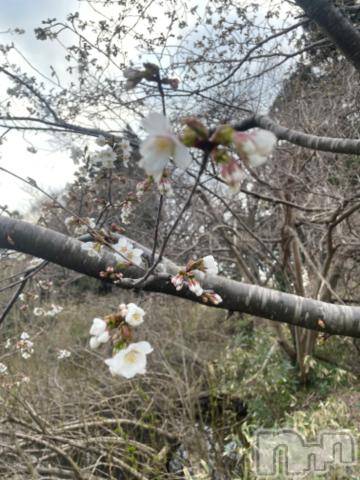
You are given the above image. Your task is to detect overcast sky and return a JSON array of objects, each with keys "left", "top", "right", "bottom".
[{"left": 0, "top": 0, "right": 79, "bottom": 213}]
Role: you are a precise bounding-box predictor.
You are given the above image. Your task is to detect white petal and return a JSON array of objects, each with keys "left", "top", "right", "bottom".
[
  {"left": 98, "top": 331, "right": 110, "bottom": 344},
  {"left": 142, "top": 112, "right": 171, "bottom": 135},
  {"left": 173, "top": 139, "right": 191, "bottom": 169},
  {"left": 132, "top": 341, "right": 153, "bottom": 355},
  {"left": 90, "top": 336, "right": 101, "bottom": 349},
  {"left": 248, "top": 153, "right": 268, "bottom": 167},
  {"left": 90, "top": 318, "right": 107, "bottom": 336}
]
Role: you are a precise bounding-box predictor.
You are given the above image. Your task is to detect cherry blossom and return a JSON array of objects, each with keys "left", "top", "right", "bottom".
[
  {"left": 233, "top": 129, "right": 277, "bottom": 167},
  {"left": 105, "top": 341, "right": 153, "bottom": 379},
  {"left": 139, "top": 112, "right": 191, "bottom": 182},
  {"left": 200, "top": 255, "right": 219, "bottom": 275},
  {"left": 114, "top": 237, "right": 143, "bottom": 267},
  {"left": 89, "top": 318, "right": 110, "bottom": 349},
  {"left": 125, "top": 303, "right": 145, "bottom": 327}
]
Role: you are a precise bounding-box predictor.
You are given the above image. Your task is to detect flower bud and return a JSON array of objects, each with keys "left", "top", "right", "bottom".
[
  {"left": 210, "top": 124, "right": 234, "bottom": 146},
  {"left": 183, "top": 117, "right": 208, "bottom": 139}
]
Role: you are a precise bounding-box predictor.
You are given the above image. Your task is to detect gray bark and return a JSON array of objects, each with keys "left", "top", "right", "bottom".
[
  {"left": 295, "top": 0, "right": 360, "bottom": 72},
  {"left": 1, "top": 216, "right": 360, "bottom": 338}
]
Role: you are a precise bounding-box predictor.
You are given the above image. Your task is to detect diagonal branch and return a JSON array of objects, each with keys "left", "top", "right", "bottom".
[{"left": 1, "top": 216, "right": 360, "bottom": 338}]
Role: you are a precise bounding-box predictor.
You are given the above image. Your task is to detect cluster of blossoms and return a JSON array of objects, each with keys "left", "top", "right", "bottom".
[
  {"left": 138, "top": 112, "right": 276, "bottom": 192},
  {"left": 89, "top": 303, "right": 152, "bottom": 378},
  {"left": 171, "top": 255, "right": 222, "bottom": 304},
  {"left": 65, "top": 216, "right": 96, "bottom": 236},
  {"left": 16, "top": 332, "right": 34, "bottom": 360}
]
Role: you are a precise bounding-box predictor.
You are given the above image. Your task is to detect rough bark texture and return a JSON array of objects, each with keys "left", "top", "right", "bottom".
[
  {"left": 1, "top": 216, "right": 360, "bottom": 338},
  {"left": 295, "top": 0, "right": 360, "bottom": 72}
]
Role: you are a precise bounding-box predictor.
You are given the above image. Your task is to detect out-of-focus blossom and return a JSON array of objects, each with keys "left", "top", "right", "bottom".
[
  {"left": 57, "top": 349, "right": 71, "bottom": 360},
  {"left": 70, "top": 145, "right": 83, "bottom": 164},
  {"left": 45, "top": 304, "right": 63, "bottom": 317},
  {"left": 220, "top": 158, "right": 245, "bottom": 192},
  {"left": 105, "top": 341, "right": 153, "bottom": 379},
  {"left": 91, "top": 145, "right": 117, "bottom": 169},
  {"left": 139, "top": 113, "right": 191, "bottom": 183},
  {"left": 157, "top": 175, "right": 174, "bottom": 197},
  {"left": 16, "top": 332, "right": 34, "bottom": 359},
  {"left": 233, "top": 129, "right": 277, "bottom": 167},
  {"left": 121, "top": 201, "right": 134, "bottom": 225},
  {"left": 0, "top": 362, "right": 8, "bottom": 375},
  {"left": 96, "top": 135, "right": 107, "bottom": 147},
  {"left": 33, "top": 307, "right": 45, "bottom": 317}
]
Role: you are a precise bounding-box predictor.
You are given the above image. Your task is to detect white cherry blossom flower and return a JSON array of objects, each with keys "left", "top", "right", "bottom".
[
  {"left": 139, "top": 112, "right": 191, "bottom": 182},
  {"left": 125, "top": 303, "right": 145, "bottom": 327},
  {"left": 114, "top": 237, "right": 143, "bottom": 267},
  {"left": 233, "top": 129, "right": 277, "bottom": 167},
  {"left": 201, "top": 255, "right": 219, "bottom": 275},
  {"left": 17, "top": 333, "right": 34, "bottom": 359},
  {"left": 89, "top": 318, "right": 110, "bottom": 349},
  {"left": 105, "top": 341, "right": 153, "bottom": 379},
  {"left": 33, "top": 307, "right": 45, "bottom": 317}
]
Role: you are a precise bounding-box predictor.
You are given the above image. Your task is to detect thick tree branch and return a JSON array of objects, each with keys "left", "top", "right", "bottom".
[
  {"left": 235, "top": 115, "right": 360, "bottom": 155},
  {"left": 295, "top": 0, "right": 360, "bottom": 72},
  {"left": 0, "top": 216, "right": 360, "bottom": 338}
]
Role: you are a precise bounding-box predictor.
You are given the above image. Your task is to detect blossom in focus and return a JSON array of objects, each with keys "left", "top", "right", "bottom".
[
  {"left": 139, "top": 113, "right": 191, "bottom": 183},
  {"left": 171, "top": 272, "right": 185, "bottom": 291},
  {"left": 89, "top": 318, "right": 110, "bottom": 349},
  {"left": 105, "top": 341, "right": 153, "bottom": 379},
  {"left": 114, "top": 237, "right": 143, "bottom": 267},
  {"left": 125, "top": 303, "right": 145, "bottom": 327},
  {"left": 220, "top": 158, "right": 245, "bottom": 191},
  {"left": 232, "top": 129, "right": 277, "bottom": 167}
]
